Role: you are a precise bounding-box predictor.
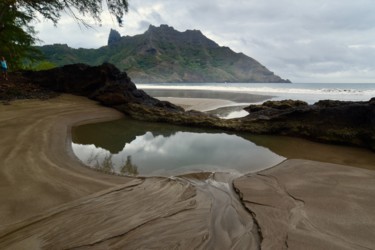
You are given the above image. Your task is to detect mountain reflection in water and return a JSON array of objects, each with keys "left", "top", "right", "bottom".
[{"left": 72, "top": 131, "right": 285, "bottom": 177}]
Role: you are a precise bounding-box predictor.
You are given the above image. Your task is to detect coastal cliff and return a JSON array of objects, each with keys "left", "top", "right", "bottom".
[{"left": 16, "top": 63, "right": 375, "bottom": 151}]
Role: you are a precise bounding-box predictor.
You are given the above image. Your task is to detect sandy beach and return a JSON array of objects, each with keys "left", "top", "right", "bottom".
[
  {"left": 0, "top": 95, "right": 133, "bottom": 225},
  {"left": 1, "top": 94, "right": 375, "bottom": 249},
  {"left": 141, "top": 88, "right": 273, "bottom": 103},
  {"left": 157, "top": 96, "right": 236, "bottom": 111},
  {"left": 145, "top": 88, "right": 272, "bottom": 116}
]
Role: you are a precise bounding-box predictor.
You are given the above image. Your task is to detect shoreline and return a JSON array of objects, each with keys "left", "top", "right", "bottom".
[
  {"left": 0, "top": 94, "right": 374, "bottom": 249},
  {"left": 138, "top": 83, "right": 375, "bottom": 104},
  {"left": 157, "top": 96, "right": 236, "bottom": 111},
  {"left": 144, "top": 88, "right": 270, "bottom": 117},
  {"left": 142, "top": 88, "right": 273, "bottom": 103}
]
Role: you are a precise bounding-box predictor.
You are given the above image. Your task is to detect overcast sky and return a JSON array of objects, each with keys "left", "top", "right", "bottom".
[{"left": 34, "top": 0, "right": 375, "bottom": 83}]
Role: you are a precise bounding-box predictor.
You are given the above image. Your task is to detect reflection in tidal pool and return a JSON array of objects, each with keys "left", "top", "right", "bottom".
[{"left": 72, "top": 119, "right": 285, "bottom": 177}]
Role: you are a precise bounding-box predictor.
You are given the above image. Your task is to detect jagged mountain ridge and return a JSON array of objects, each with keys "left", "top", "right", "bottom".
[{"left": 37, "top": 24, "right": 291, "bottom": 83}]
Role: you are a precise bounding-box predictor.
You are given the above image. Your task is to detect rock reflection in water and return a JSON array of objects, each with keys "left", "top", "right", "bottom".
[
  {"left": 120, "top": 156, "right": 139, "bottom": 176},
  {"left": 73, "top": 145, "right": 139, "bottom": 176},
  {"left": 72, "top": 131, "right": 285, "bottom": 177}
]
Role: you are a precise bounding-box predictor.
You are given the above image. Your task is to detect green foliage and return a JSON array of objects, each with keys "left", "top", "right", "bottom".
[
  {"left": 29, "top": 60, "right": 57, "bottom": 71},
  {"left": 0, "top": 0, "right": 128, "bottom": 69},
  {"left": 0, "top": 2, "right": 41, "bottom": 70},
  {"left": 120, "top": 156, "right": 139, "bottom": 176},
  {"left": 35, "top": 26, "right": 290, "bottom": 83},
  {"left": 101, "top": 154, "right": 113, "bottom": 173}
]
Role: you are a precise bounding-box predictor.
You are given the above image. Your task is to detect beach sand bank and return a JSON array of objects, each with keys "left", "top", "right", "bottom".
[
  {"left": 0, "top": 94, "right": 374, "bottom": 249},
  {"left": 145, "top": 88, "right": 272, "bottom": 117},
  {"left": 157, "top": 96, "right": 235, "bottom": 111},
  {"left": 0, "top": 95, "right": 132, "bottom": 225},
  {"left": 141, "top": 88, "right": 273, "bottom": 103},
  {"left": 234, "top": 159, "right": 375, "bottom": 249}
]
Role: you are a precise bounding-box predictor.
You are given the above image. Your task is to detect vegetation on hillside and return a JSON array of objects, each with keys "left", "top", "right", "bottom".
[{"left": 37, "top": 25, "right": 290, "bottom": 83}]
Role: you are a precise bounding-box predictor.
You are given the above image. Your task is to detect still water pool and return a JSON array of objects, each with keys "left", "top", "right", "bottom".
[
  {"left": 71, "top": 118, "right": 285, "bottom": 176},
  {"left": 72, "top": 118, "right": 375, "bottom": 177}
]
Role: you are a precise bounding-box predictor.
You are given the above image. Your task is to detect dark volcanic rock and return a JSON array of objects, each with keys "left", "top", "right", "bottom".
[
  {"left": 0, "top": 72, "right": 58, "bottom": 102},
  {"left": 108, "top": 29, "right": 122, "bottom": 46},
  {"left": 241, "top": 99, "right": 375, "bottom": 150},
  {"left": 245, "top": 100, "right": 308, "bottom": 117},
  {"left": 246, "top": 99, "right": 308, "bottom": 112},
  {"left": 23, "top": 63, "right": 184, "bottom": 113}
]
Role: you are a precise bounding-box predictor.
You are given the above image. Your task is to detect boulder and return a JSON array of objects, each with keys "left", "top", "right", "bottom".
[{"left": 246, "top": 99, "right": 308, "bottom": 112}]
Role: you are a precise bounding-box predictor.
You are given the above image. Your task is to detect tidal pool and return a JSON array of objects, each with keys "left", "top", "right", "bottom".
[
  {"left": 71, "top": 119, "right": 285, "bottom": 176},
  {"left": 72, "top": 118, "right": 375, "bottom": 177}
]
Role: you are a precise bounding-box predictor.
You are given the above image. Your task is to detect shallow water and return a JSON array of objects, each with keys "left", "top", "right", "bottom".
[
  {"left": 72, "top": 118, "right": 375, "bottom": 176},
  {"left": 72, "top": 118, "right": 375, "bottom": 177},
  {"left": 72, "top": 118, "right": 285, "bottom": 177},
  {"left": 246, "top": 135, "right": 375, "bottom": 170}
]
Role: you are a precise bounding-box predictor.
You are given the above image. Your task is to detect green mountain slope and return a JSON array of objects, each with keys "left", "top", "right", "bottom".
[{"left": 37, "top": 24, "right": 291, "bottom": 83}]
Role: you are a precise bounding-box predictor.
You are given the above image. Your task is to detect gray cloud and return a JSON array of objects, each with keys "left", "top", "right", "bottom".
[{"left": 34, "top": 0, "right": 375, "bottom": 83}]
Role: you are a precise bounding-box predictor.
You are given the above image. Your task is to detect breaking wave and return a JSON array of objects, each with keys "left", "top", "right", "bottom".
[{"left": 138, "top": 83, "right": 375, "bottom": 103}]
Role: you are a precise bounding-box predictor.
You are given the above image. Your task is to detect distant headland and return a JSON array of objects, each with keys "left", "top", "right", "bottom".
[{"left": 36, "top": 24, "right": 291, "bottom": 84}]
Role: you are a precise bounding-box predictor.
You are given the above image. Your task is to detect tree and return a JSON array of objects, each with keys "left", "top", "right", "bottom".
[
  {"left": 120, "top": 155, "right": 139, "bottom": 176},
  {"left": 0, "top": 2, "right": 38, "bottom": 69},
  {"left": 0, "top": 0, "right": 128, "bottom": 69}
]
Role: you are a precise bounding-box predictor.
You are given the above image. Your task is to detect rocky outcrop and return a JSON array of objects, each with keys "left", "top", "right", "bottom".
[
  {"left": 20, "top": 63, "right": 375, "bottom": 151},
  {"left": 21, "top": 63, "right": 232, "bottom": 128},
  {"left": 245, "top": 99, "right": 308, "bottom": 112},
  {"left": 107, "top": 28, "right": 121, "bottom": 46},
  {"left": 240, "top": 99, "right": 375, "bottom": 150},
  {"left": 23, "top": 63, "right": 183, "bottom": 112},
  {"left": 0, "top": 72, "right": 58, "bottom": 102}
]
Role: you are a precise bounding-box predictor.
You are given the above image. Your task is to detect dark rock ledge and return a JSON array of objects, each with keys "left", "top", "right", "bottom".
[
  {"left": 243, "top": 99, "right": 375, "bottom": 150},
  {"left": 10, "top": 63, "right": 375, "bottom": 151}
]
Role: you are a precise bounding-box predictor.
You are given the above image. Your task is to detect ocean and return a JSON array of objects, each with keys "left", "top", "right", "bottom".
[{"left": 137, "top": 82, "right": 375, "bottom": 104}]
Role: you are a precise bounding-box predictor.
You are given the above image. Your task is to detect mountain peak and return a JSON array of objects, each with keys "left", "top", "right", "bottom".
[
  {"left": 144, "top": 24, "right": 219, "bottom": 48},
  {"left": 147, "top": 24, "right": 204, "bottom": 36},
  {"left": 147, "top": 24, "right": 176, "bottom": 32},
  {"left": 108, "top": 29, "right": 121, "bottom": 46},
  {"left": 39, "top": 24, "right": 291, "bottom": 83}
]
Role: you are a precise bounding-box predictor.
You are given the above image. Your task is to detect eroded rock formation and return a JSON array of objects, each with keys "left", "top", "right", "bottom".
[
  {"left": 23, "top": 63, "right": 183, "bottom": 112},
  {"left": 241, "top": 99, "right": 375, "bottom": 150}
]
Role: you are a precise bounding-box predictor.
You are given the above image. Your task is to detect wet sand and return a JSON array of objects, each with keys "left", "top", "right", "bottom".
[
  {"left": 1, "top": 94, "right": 375, "bottom": 249},
  {"left": 157, "top": 97, "right": 235, "bottom": 111},
  {"left": 145, "top": 88, "right": 272, "bottom": 114},
  {"left": 234, "top": 159, "right": 375, "bottom": 249},
  {"left": 0, "top": 95, "right": 258, "bottom": 248},
  {"left": 0, "top": 95, "right": 132, "bottom": 225},
  {"left": 142, "top": 88, "right": 273, "bottom": 103}
]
